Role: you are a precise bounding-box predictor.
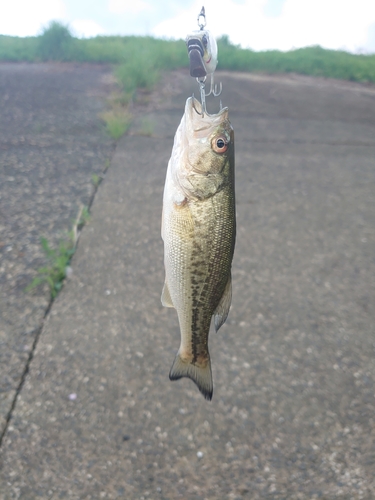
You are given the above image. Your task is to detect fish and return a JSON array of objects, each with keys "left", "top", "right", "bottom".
[{"left": 161, "top": 96, "right": 236, "bottom": 400}]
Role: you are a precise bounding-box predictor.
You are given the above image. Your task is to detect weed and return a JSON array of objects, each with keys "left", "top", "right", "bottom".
[
  {"left": 91, "top": 173, "right": 101, "bottom": 188},
  {"left": 91, "top": 162, "right": 109, "bottom": 191},
  {"left": 79, "top": 206, "right": 90, "bottom": 227},
  {"left": 25, "top": 235, "right": 75, "bottom": 298},
  {"left": 101, "top": 109, "right": 132, "bottom": 140},
  {"left": 110, "top": 90, "right": 134, "bottom": 106},
  {"left": 137, "top": 117, "right": 155, "bottom": 137},
  {"left": 26, "top": 205, "right": 89, "bottom": 299}
]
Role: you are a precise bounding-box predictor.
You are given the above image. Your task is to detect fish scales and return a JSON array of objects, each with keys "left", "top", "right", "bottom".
[{"left": 161, "top": 96, "right": 235, "bottom": 400}]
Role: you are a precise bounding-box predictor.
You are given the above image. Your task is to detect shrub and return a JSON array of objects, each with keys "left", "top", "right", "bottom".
[{"left": 37, "top": 21, "right": 74, "bottom": 61}]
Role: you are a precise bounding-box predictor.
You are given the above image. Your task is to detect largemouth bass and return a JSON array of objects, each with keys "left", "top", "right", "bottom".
[{"left": 161, "top": 96, "right": 236, "bottom": 400}]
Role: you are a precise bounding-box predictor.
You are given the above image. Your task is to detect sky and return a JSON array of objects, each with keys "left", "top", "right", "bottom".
[{"left": 1, "top": 0, "right": 375, "bottom": 53}]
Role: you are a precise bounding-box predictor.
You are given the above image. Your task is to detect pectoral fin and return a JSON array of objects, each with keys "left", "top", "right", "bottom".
[
  {"left": 213, "top": 273, "right": 232, "bottom": 332},
  {"left": 161, "top": 280, "right": 174, "bottom": 308}
]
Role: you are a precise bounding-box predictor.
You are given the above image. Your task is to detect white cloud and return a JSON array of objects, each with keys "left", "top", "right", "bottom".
[
  {"left": 0, "top": 0, "right": 66, "bottom": 37},
  {"left": 152, "top": 0, "right": 375, "bottom": 53},
  {"left": 108, "top": 0, "right": 151, "bottom": 14},
  {"left": 275, "top": 0, "right": 375, "bottom": 52},
  {"left": 70, "top": 19, "right": 106, "bottom": 38},
  {"left": 366, "top": 22, "right": 375, "bottom": 52},
  {"left": 1, "top": 0, "right": 375, "bottom": 53}
]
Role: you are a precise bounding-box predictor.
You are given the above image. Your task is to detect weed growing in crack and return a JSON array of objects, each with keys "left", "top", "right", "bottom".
[
  {"left": 25, "top": 235, "right": 75, "bottom": 298},
  {"left": 79, "top": 206, "right": 90, "bottom": 226},
  {"left": 91, "top": 173, "right": 101, "bottom": 188},
  {"left": 25, "top": 205, "right": 88, "bottom": 299},
  {"left": 101, "top": 109, "right": 132, "bottom": 140}
]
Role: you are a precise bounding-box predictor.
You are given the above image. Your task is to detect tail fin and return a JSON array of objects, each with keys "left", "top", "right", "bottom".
[{"left": 169, "top": 353, "right": 213, "bottom": 401}]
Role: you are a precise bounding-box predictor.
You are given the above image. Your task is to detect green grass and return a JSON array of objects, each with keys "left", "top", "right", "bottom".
[
  {"left": 0, "top": 35, "right": 39, "bottom": 61},
  {"left": 91, "top": 173, "right": 101, "bottom": 188},
  {"left": 216, "top": 37, "right": 375, "bottom": 82},
  {"left": 1, "top": 22, "right": 375, "bottom": 84},
  {"left": 136, "top": 117, "right": 155, "bottom": 137},
  {"left": 26, "top": 205, "right": 89, "bottom": 299},
  {"left": 25, "top": 235, "right": 76, "bottom": 298},
  {"left": 101, "top": 109, "right": 132, "bottom": 139}
]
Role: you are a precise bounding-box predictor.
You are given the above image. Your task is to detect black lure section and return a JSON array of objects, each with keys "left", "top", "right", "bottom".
[{"left": 187, "top": 39, "right": 207, "bottom": 78}]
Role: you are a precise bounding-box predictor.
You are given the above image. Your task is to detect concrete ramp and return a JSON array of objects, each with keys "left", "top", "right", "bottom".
[{"left": 1, "top": 71, "right": 375, "bottom": 499}]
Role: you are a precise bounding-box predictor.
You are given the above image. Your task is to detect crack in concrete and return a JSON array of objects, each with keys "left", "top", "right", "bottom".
[
  {"left": 0, "top": 150, "right": 114, "bottom": 449},
  {"left": 0, "top": 303, "right": 52, "bottom": 447}
]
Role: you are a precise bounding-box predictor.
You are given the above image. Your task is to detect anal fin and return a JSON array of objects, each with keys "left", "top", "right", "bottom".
[
  {"left": 161, "top": 280, "right": 174, "bottom": 308},
  {"left": 213, "top": 273, "right": 232, "bottom": 332}
]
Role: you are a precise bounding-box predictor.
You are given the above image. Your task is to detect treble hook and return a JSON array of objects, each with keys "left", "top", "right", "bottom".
[
  {"left": 192, "top": 77, "right": 207, "bottom": 116},
  {"left": 205, "top": 74, "right": 222, "bottom": 97},
  {"left": 189, "top": 6, "right": 222, "bottom": 116}
]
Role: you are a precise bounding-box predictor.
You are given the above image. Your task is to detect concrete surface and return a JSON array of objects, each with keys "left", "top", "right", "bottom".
[
  {"left": 0, "top": 68, "right": 375, "bottom": 499},
  {"left": 0, "top": 63, "right": 114, "bottom": 435}
]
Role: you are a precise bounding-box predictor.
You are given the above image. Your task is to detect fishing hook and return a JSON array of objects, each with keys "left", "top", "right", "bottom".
[
  {"left": 189, "top": 6, "right": 222, "bottom": 116},
  {"left": 213, "top": 80, "right": 222, "bottom": 97},
  {"left": 191, "top": 75, "right": 222, "bottom": 116},
  {"left": 205, "top": 74, "right": 222, "bottom": 97},
  {"left": 192, "top": 77, "right": 207, "bottom": 116}
]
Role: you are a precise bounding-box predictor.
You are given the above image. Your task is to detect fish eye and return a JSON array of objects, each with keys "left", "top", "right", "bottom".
[
  {"left": 212, "top": 136, "right": 228, "bottom": 154},
  {"left": 202, "top": 34, "right": 208, "bottom": 47}
]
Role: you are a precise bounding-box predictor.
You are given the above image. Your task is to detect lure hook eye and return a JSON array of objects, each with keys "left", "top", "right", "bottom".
[{"left": 212, "top": 135, "right": 228, "bottom": 154}]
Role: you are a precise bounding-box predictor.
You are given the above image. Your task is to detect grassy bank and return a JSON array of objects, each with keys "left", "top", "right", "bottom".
[
  {"left": 1, "top": 22, "right": 375, "bottom": 89},
  {"left": 217, "top": 36, "right": 375, "bottom": 83}
]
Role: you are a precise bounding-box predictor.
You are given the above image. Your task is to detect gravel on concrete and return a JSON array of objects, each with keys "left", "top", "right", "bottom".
[
  {"left": 0, "top": 63, "right": 115, "bottom": 435},
  {"left": 0, "top": 68, "right": 375, "bottom": 499}
]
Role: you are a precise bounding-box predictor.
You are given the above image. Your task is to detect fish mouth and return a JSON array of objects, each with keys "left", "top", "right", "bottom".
[
  {"left": 187, "top": 38, "right": 206, "bottom": 78},
  {"left": 186, "top": 97, "right": 228, "bottom": 122},
  {"left": 183, "top": 97, "right": 229, "bottom": 142}
]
